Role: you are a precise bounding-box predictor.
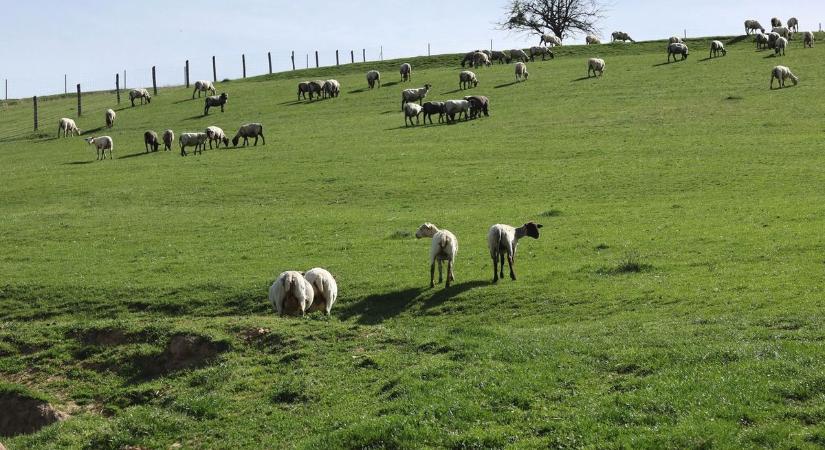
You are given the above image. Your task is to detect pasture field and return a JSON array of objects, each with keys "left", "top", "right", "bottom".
[{"left": 2, "top": 35, "right": 825, "bottom": 449}]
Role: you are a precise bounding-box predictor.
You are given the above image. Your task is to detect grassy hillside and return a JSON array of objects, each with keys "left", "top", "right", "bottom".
[{"left": 2, "top": 35, "right": 825, "bottom": 449}]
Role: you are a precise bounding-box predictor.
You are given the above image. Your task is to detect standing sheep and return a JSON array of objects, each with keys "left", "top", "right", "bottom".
[
  {"left": 770, "top": 65, "right": 798, "bottom": 89},
  {"left": 745, "top": 20, "right": 765, "bottom": 35},
  {"left": 303, "top": 268, "right": 338, "bottom": 316},
  {"left": 192, "top": 80, "right": 216, "bottom": 99},
  {"left": 422, "top": 101, "right": 446, "bottom": 124},
  {"left": 400, "top": 63, "right": 412, "bottom": 82},
  {"left": 459, "top": 71, "right": 478, "bottom": 89},
  {"left": 464, "top": 95, "right": 489, "bottom": 119},
  {"left": 772, "top": 26, "right": 791, "bottom": 40},
  {"left": 487, "top": 222, "right": 543, "bottom": 283},
  {"left": 403, "top": 103, "right": 423, "bottom": 127},
  {"left": 366, "top": 70, "right": 381, "bottom": 89},
  {"left": 57, "top": 118, "right": 80, "bottom": 138},
  {"left": 306, "top": 80, "right": 325, "bottom": 100},
  {"left": 472, "top": 52, "right": 491, "bottom": 68},
  {"left": 767, "top": 32, "right": 781, "bottom": 49},
  {"left": 105, "top": 109, "right": 116, "bottom": 128},
  {"left": 297, "top": 81, "right": 311, "bottom": 100},
  {"left": 205, "top": 126, "right": 229, "bottom": 149},
  {"left": 709, "top": 40, "right": 727, "bottom": 58},
  {"left": 204, "top": 93, "right": 228, "bottom": 115},
  {"left": 539, "top": 34, "right": 562, "bottom": 46},
  {"left": 586, "top": 34, "right": 601, "bottom": 45},
  {"left": 774, "top": 37, "right": 788, "bottom": 56},
  {"left": 509, "top": 49, "right": 530, "bottom": 63},
  {"left": 144, "top": 131, "right": 159, "bottom": 152},
  {"left": 587, "top": 58, "right": 605, "bottom": 77},
  {"left": 85, "top": 136, "right": 114, "bottom": 160},
  {"left": 515, "top": 62, "right": 529, "bottom": 82},
  {"left": 771, "top": 17, "right": 782, "bottom": 28},
  {"left": 611, "top": 31, "right": 635, "bottom": 43},
  {"left": 415, "top": 223, "right": 458, "bottom": 288},
  {"left": 232, "top": 123, "right": 265, "bottom": 147},
  {"left": 667, "top": 42, "right": 689, "bottom": 62},
  {"left": 443, "top": 100, "right": 470, "bottom": 123},
  {"left": 803, "top": 31, "right": 815, "bottom": 48},
  {"left": 461, "top": 51, "right": 477, "bottom": 67},
  {"left": 529, "top": 46, "right": 554, "bottom": 61},
  {"left": 323, "top": 79, "right": 341, "bottom": 98},
  {"left": 401, "top": 84, "right": 432, "bottom": 110},
  {"left": 162, "top": 129, "right": 174, "bottom": 151},
  {"left": 129, "top": 88, "right": 151, "bottom": 107},
  {"left": 491, "top": 50, "right": 510, "bottom": 64},
  {"left": 179, "top": 132, "right": 207, "bottom": 156},
  {"left": 269, "top": 271, "right": 315, "bottom": 317},
  {"left": 755, "top": 33, "right": 769, "bottom": 50},
  {"left": 788, "top": 17, "right": 799, "bottom": 32},
  {"left": 668, "top": 36, "right": 683, "bottom": 44}
]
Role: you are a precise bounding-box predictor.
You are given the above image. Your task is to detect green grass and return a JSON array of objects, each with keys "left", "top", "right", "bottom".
[{"left": 2, "top": 35, "right": 825, "bottom": 448}]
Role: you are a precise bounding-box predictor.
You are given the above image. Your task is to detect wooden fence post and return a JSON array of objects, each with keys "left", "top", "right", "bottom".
[
  {"left": 185, "top": 60, "right": 190, "bottom": 88},
  {"left": 242, "top": 54, "right": 246, "bottom": 78},
  {"left": 76, "top": 84, "right": 81, "bottom": 117},
  {"left": 152, "top": 66, "right": 157, "bottom": 95},
  {"left": 123, "top": 70, "right": 126, "bottom": 91},
  {"left": 115, "top": 73, "right": 120, "bottom": 104},
  {"left": 291, "top": 51, "right": 295, "bottom": 70},
  {"left": 336, "top": 50, "right": 339, "bottom": 66},
  {"left": 212, "top": 56, "right": 217, "bottom": 82},
  {"left": 362, "top": 49, "right": 366, "bottom": 62},
  {"left": 268, "top": 52, "right": 272, "bottom": 74},
  {"left": 315, "top": 51, "right": 319, "bottom": 68},
  {"left": 33, "top": 96, "right": 38, "bottom": 131},
  {"left": 351, "top": 50, "right": 354, "bottom": 64}
]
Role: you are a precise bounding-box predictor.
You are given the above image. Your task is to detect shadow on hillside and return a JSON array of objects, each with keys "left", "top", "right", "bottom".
[
  {"left": 571, "top": 76, "right": 592, "bottom": 82},
  {"left": 183, "top": 115, "right": 206, "bottom": 121},
  {"left": 726, "top": 35, "right": 750, "bottom": 45},
  {"left": 697, "top": 57, "right": 713, "bottom": 62},
  {"left": 63, "top": 160, "right": 95, "bottom": 165},
  {"left": 349, "top": 88, "right": 370, "bottom": 94},
  {"left": 764, "top": 53, "right": 780, "bottom": 58},
  {"left": 82, "top": 126, "right": 106, "bottom": 136},
  {"left": 652, "top": 61, "right": 674, "bottom": 67},
  {"left": 494, "top": 81, "right": 521, "bottom": 88},
  {"left": 382, "top": 81, "right": 400, "bottom": 88},
  {"left": 440, "top": 88, "right": 462, "bottom": 95},
  {"left": 118, "top": 151, "right": 154, "bottom": 159},
  {"left": 337, "top": 287, "right": 423, "bottom": 324},
  {"left": 419, "top": 280, "right": 487, "bottom": 311}
]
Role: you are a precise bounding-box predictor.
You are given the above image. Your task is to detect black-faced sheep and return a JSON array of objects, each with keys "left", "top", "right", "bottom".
[
  {"left": 105, "top": 109, "right": 116, "bottom": 128},
  {"left": 770, "top": 65, "right": 798, "bottom": 89},
  {"left": 540, "top": 34, "right": 562, "bottom": 46},
  {"left": 297, "top": 81, "right": 311, "bottom": 100},
  {"left": 192, "top": 80, "right": 216, "bottom": 99},
  {"left": 745, "top": 20, "right": 765, "bottom": 35},
  {"left": 422, "top": 101, "right": 445, "bottom": 124},
  {"left": 487, "top": 222, "right": 542, "bottom": 282},
  {"left": 587, "top": 58, "right": 605, "bottom": 77},
  {"left": 443, "top": 100, "right": 470, "bottom": 123},
  {"left": 755, "top": 33, "right": 769, "bottom": 50},
  {"left": 710, "top": 40, "right": 727, "bottom": 58},
  {"left": 491, "top": 50, "right": 510, "bottom": 64},
  {"left": 205, "top": 126, "right": 229, "bottom": 148},
  {"left": 509, "top": 49, "right": 530, "bottom": 63},
  {"left": 232, "top": 123, "right": 265, "bottom": 147},
  {"left": 611, "top": 31, "right": 635, "bottom": 43},
  {"left": 129, "top": 89, "right": 151, "bottom": 107},
  {"left": 400, "top": 63, "right": 412, "bottom": 82},
  {"left": 774, "top": 37, "right": 788, "bottom": 55},
  {"left": 144, "top": 130, "right": 159, "bottom": 152},
  {"left": 204, "top": 93, "right": 228, "bottom": 115},
  {"left": 403, "top": 103, "right": 423, "bottom": 127},
  {"left": 771, "top": 17, "right": 782, "bottom": 28},
  {"left": 667, "top": 42, "right": 689, "bottom": 62},
  {"left": 586, "top": 34, "right": 601, "bottom": 45},
  {"left": 472, "top": 52, "right": 491, "bottom": 68},
  {"left": 415, "top": 223, "right": 458, "bottom": 288},
  {"left": 323, "top": 79, "right": 341, "bottom": 98},
  {"left": 401, "top": 84, "right": 432, "bottom": 110},
  {"left": 529, "top": 46, "right": 554, "bottom": 61},
  {"left": 162, "top": 129, "right": 174, "bottom": 151},
  {"left": 179, "top": 132, "right": 207, "bottom": 156},
  {"left": 366, "top": 70, "right": 381, "bottom": 89},
  {"left": 464, "top": 95, "right": 489, "bottom": 119},
  {"left": 515, "top": 62, "right": 529, "bottom": 82},
  {"left": 307, "top": 80, "right": 325, "bottom": 100},
  {"left": 459, "top": 71, "right": 478, "bottom": 89}
]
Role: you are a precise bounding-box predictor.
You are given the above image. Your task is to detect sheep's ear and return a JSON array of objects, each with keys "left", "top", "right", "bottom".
[{"left": 537, "top": 224, "right": 544, "bottom": 228}]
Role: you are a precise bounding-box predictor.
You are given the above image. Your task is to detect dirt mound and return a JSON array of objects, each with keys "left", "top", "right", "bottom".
[
  {"left": 138, "top": 334, "right": 229, "bottom": 377},
  {"left": 0, "top": 391, "right": 67, "bottom": 437}
]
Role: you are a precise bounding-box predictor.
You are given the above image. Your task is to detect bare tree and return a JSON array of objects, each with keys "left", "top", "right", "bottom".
[{"left": 499, "top": 0, "right": 607, "bottom": 42}]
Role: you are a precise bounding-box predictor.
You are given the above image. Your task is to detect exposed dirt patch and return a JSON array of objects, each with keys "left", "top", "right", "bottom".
[
  {"left": 0, "top": 391, "right": 67, "bottom": 437},
  {"left": 138, "top": 334, "right": 229, "bottom": 377},
  {"left": 238, "top": 327, "right": 271, "bottom": 343}
]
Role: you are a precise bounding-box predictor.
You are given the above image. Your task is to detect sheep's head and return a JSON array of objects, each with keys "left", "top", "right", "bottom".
[
  {"left": 220, "top": 93, "right": 228, "bottom": 101},
  {"left": 523, "top": 222, "right": 543, "bottom": 239},
  {"left": 232, "top": 136, "right": 240, "bottom": 146},
  {"left": 424, "top": 84, "right": 432, "bottom": 91},
  {"left": 222, "top": 137, "right": 230, "bottom": 146},
  {"left": 84, "top": 137, "right": 95, "bottom": 145},
  {"left": 415, "top": 223, "right": 438, "bottom": 239}
]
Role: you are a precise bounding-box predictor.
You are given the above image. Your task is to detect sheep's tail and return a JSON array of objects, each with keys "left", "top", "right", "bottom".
[{"left": 438, "top": 233, "right": 448, "bottom": 250}]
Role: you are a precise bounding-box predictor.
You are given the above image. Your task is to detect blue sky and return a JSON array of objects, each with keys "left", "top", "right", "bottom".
[{"left": 1, "top": 0, "right": 823, "bottom": 98}]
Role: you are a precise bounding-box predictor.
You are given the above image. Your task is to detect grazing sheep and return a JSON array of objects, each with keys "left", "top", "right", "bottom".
[
  {"left": 487, "top": 222, "right": 542, "bottom": 282},
  {"left": 788, "top": 17, "right": 799, "bottom": 32},
  {"left": 366, "top": 70, "right": 381, "bottom": 89},
  {"left": 129, "top": 88, "right": 151, "bottom": 107},
  {"left": 269, "top": 271, "right": 315, "bottom": 317},
  {"left": 303, "top": 268, "right": 338, "bottom": 315},
  {"left": 767, "top": 32, "right": 781, "bottom": 49},
  {"left": 305, "top": 80, "right": 325, "bottom": 100},
  {"left": 144, "top": 130, "right": 159, "bottom": 152},
  {"left": 509, "top": 49, "right": 530, "bottom": 63},
  {"left": 529, "top": 46, "right": 554, "bottom": 61},
  {"left": 459, "top": 71, "right": 478, "bottom": 89},
  {"left": 401, "top": 84, "right": 432, "bottom": 110},
  {"left": 205, "top": 126, "right": 229, "bottom": 149},
  {"left": 57, "top": 118, "right": 80, "bottom": 138},
  {"left": 297, "top": 81, "right": 311, "bottom": 100},
  {"left": 204, "top": 93, "right": 228, "bottom": 115},
  {"left": 745, "top": 20, "right": 765, "bottom": 35},
  {"left": 774, "top": 37, "right": 788, "bottom": 55},
  {"left": 540, "top": 34, "right": 562, "bottom": 46},
  {"left": 400, "top": 63, "right": 412, "bottom": 82},
  {"left": 755, "top": 33, "right": 770, "bottom": 50},
  {"left": 85, "top": 136, "right": 113, "bottom": 160},
  {"left": 770, "top": 65, "right": 798, "bottom": 89},
  {"left": 771, "top": 17, "right": 782, "bottom": 28},
  {"left": 709, "top": 40, "right": 727, "bottom": 58},
  {"left": 192, "top": 80, "right": 216, "bottom": 99},
  {"left": 472, "top": 52, "right": 491, "bottom": 68},
  {"left": 179, "top": 132, "right": 207, "bottom": 156},
  {"left": 162, "top": 129, "right": 174, "bottom": 151},
  {"left": 105, "top": 109, "right": 116, "bottom": 128},
  {"left": 515, "top": 62, "right": 529, "bottom": 82},
  {"left": 323, "top": 79, "right": 341, "bottom": 98},
  {"left": 667, "top": 42, "right": 689, "bottom": 62},
  {"left": 403, "top": 103, "right": 423, "bottom": 127},
  {"left": 587, "top": 58, "right": 605, "bottom": 77},
  {"left": 464, "top": 95, "right": 489, "bottom": 119},
  {"left": 803, "top": 31, "right": 815, "bottom": 48},
  {"left": 668, "top": 36, "right": 683, "bottom": 44},
  {"left": 415, "top": 223, "right": 458, "bottom": 288},
  {"left": 611, "top": 31, "right": 635, "bottom": 43},
  {"left": 231, "top": 123, "right": 265, "bottom": 147},
  {"left": 422, "top": 101, "right": 446, "bottom": 124},
  {"left": 443, "top": 99, "right": 471, "bottom": 123},
  {"left": 491, "top": 50, "right": 510, "bottom": 64},
  {"left": 586, "top": 34, "right": 601, "bottom": 45},
  {"left": 461, "top": 51, "right": 477, "bottom": 67},
  {"left": 772, "top": 26, "right": 791, "bottom": 40}
]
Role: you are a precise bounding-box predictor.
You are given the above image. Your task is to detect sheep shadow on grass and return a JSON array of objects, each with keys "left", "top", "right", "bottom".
[
  {"left": 81, "top": 126, "right": 106, "bottom": 136},
  {"left": 419, "top": 280, "right": 487, "bottom": 312},
  {"left": 382, "top": 81, "right": 400, "bottom": 88},
  {"left": 63, "top": 160, "right": 95, "bottom": 165},
  {"left": 336, "top": 287, "right": 424, "bottom": 324},
  {"left": 651, "top": 61, "right": 673, "bottom": 67},
  {"left": 440, "top": 88, "right": 463, "bottom": 95},
  {"left": 118, "top": 151, "right": 156, "bottom": 159},
  {"left": 494, "top": 81, "right": 521, "bottom": 89},
  {"left": 571, "top": 76, "right": 593, "bottom": 82},
  {"left": 763, "top": 53, "right": 781, "bottom": 59}
]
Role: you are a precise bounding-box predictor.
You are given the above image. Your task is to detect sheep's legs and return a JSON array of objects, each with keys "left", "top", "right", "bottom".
[
  {"left": 499, "top": 253, "right": 506, "bottom": 279},
  {"left": 429, "top": 262, "right": 436, "bottom": 288},
  {"left": 437, "top": 260, "right": 443, "bottom": 284},
  {"left": 491, "top": 255, "right": 499, "bottom": 283},
  {"left": 508, "top": 255, "right": 516, "bottom": 280},
  {"left": 446, "top": 260, "right": 454, "bottom": 287}
]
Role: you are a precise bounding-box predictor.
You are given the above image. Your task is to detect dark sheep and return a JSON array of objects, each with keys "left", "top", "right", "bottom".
[
  {"left": 422, "top": 101, "right": 446, "bottom": 124},
  {"left": 204, "top": 93, "right": 228, "bottom": 115},
  {"left": 144, "top": 130, "right": 159, "bottom": 152},
  {"left": 464, "top": 96, "right": 489, "bottom": 119}
]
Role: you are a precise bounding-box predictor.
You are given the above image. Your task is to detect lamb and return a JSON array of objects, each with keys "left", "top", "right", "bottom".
[
  {"left": 509, "top": 49, "right": 529, "bottom": 63},
  {"left": 129, "top": 88, "right": 151, "bottom": 107},
  {"left": 491, "top": 50, "right": 510, "bottom": 64},
  {"left": 323, "top": 79, "right": 341, "bottom": 98},
  {"left": 770, "top": 65, "right": 799, "bottom": 89},
  {"left": 400, "top": 63, "right": 412, "bottom": 82},
  {"left": 472, "top": 52, "right": 491, "bottom": 68},
  {"left": 401, "top": 84, "right": 432, "bottom": 110},
  {"left": 515, "top": 62, "right": 529, "bottom": 82},
  {"left": 668, "top": 36, "right": 683, "bottom": 44},
  {"left": 179, "top": 132, "right": 207, "bottom": 156},
  {"left": 529, "top": 46, "right": 554, "bottom": 61},
  {"left": 771, "top": 17, "right": 782, "bottom": 28},
  {"left": 464, "top": 95, "right": 489, "bottom": 118},
  {"left": 105, "top": 109, "right": 116, "bottom": 128},
  {"left": 415, "top": 223, "right": 458, "bottom": 288},
  {"left": 85, "top": 136, "right": 113, "bottom": 160},
  {"left": 269, "top": 271, "right": 315, "bottom": 317},
  {"left": 611, "top": 31, "right": 635, "bottom": 43},
  {"left": 755, "top": 33, "right": 769, "bottom": 50},
  {"left": 144, "top": 130, "right": 159, "bottom": 152},
  {"left": 459, "top": 70, "right": 478, "bottom": 89},
  {"left": 587, "top": 58, "right": 605, "bottom": 77},
  {"left": 745, "top": 20, "right": 765, "bottom": 35},
  {"left": 667, "top": 42, "right": 689, "bottom": 62},
  {"left": 192, "top": 80, "right": 216, "bottom": 99},
  {"left": 162, "top": 129, "right": 174, "bottom": 151},
  {"left": 788, "top": 17, "right": 799, "bottom": 32},
  {"left": 57, "top": 118, "right": 80, "bottom": 138},
  {"left": 204, "top": 93, "right": 228, "bottom": 115},
  {"left": 539, "top": 34, "right": 562, "bottom": 46},
  {"left": 422, "top": 101, "right": 446, "bottom": 124},
  {"left": 586, "top": 34, "right": 601, "bottom": 45},
  {"left": 403, "top": 103, "right": 423, "bottom": 127},
  {"left": 297, "top": 81, "right": 311, "bottom": 100},
  {"left": 303, "top": 268, "right": 338, "bottom": 315},
  {"left": 709, "top": 40, "right": 727, "bottom": 58},
  {"left": 772, "top": 26, "right": 791, "bottom": 40},
  {"left": 443, "top": 99, "right": 470, "bottom": 123},
  {"left": 205, "top": 126, "right": 229, "bottom": 149},
  {"left": 803, "top": 31, "right": 815, "bottom": 48},
  {"left": 231, "top": 123, "right": 265, "bottom": 147},
  {"left": 774, "top": 37, "right": 788, "bottom": 56},
  {"left": 487, "top": 222, "right": 542, "bottom": 282},
  {"left": 366, "top": 70, "right": 381, "bottom": 89}
]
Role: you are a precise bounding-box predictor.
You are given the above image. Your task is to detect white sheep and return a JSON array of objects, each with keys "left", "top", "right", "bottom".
[
  {"left": 415, "top": 223, "right": 458, "bottom": 288},
  {"left": 668, "top": 36, "right": 683, "bottom": 44},
  {"left": 803, "top": 31, "right": 815, "bottom": 48},
  {"left": 755, "top": 33, "right": 769, "bottom": 50},
  {"left": 767, "top": 32, "right": 781, "bottom": 49},
  {"left": 366, "top": 70, "right": 381, "bottom": 89},
  {"left": 129, "top": 88, "right": 151, "bottom": 107},
  {"left": 400, "top": 63, "right": 412, "bottom": 82},
  {"left": 745, "top": 20, "right": 765, "bottom": 35},
  {"left": 487, "top": 222, "right": 542, "bottom": 282},
  {"left": 611, "top": 31, "right": 635, "bottom": 43},
  {"left": 772, "top": 26, "right": 791, "bottom": 40},
  {"left": 709, "top": 40, "right": 727, "bottom": 58},
  {"left": 529, "top": 46, "right": 554, "bottom": 61},
  {"left": 105, "top": 109, "right": 116, "bottom": 128},
  {"left": 144, "top": 130, "right": 159, "bottom": 152},
  {"left": 788, "top": 17, "right": 799, "bottom": 32},
  {"left": 509, "top": 49, "right": 529, "bottom": 63},
  {"left": 774, "top": 37, "right": 788, "bottom": 56},
  {"left": 472, "top": 52, "right": 491, "bottom": 68},
  {"left": 515, "top": 62, "right": 529, "bottom": 82},
  {"left": 303, "top": 268, "right": 338, "bottom": 315},
  {"left": 667, "top": 42, "right": 689, "bottom": 62},
  {"left": 770, "top": 65, "right": 799, "bottom": 89},
  {"left": 443, "top": 100, "right": 470, "bottom": 123},
  {"left": 179, "top": 132, "right": 207, "bottom": 156},
  {"left": 192, "top": 80, "right": 216, "bottom": 99},
  {"left": 401, "top": 84, "right": 432, "bottom": 110},
  {"left": 540, "top": 34, "right": 562, "bottom": 46},
  {"left": 586, "top": 34, "right": 601, "bottom": 45},
  {"left": 587, "top": 58, "right": 605, "bottom": 77},
  {"left": 232, "top": 123, "right": 265, "bottom": 147},
  {"left": 323, "top": 79, "right": 341, "bottom": 98},
  {"left": 85, "top": 136, "right": 113, "bottom": 160},
  {"left": 57, "top": 118, "right": 80, "bottom": 138},
  {"left": 205, "top": 126, "right": 229, "bottom": 148},
  {"left": 269, "top": 271, "right": 315, "bottom": 317},
  {"left": 403, "top": 103, "right": 423, "bottom": 127},
  {"left": 162, "top": 129, "right": 174, "bottom": 151},
  {"left": 459, "top": 70, "right": 478, "bottom": 89}
]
